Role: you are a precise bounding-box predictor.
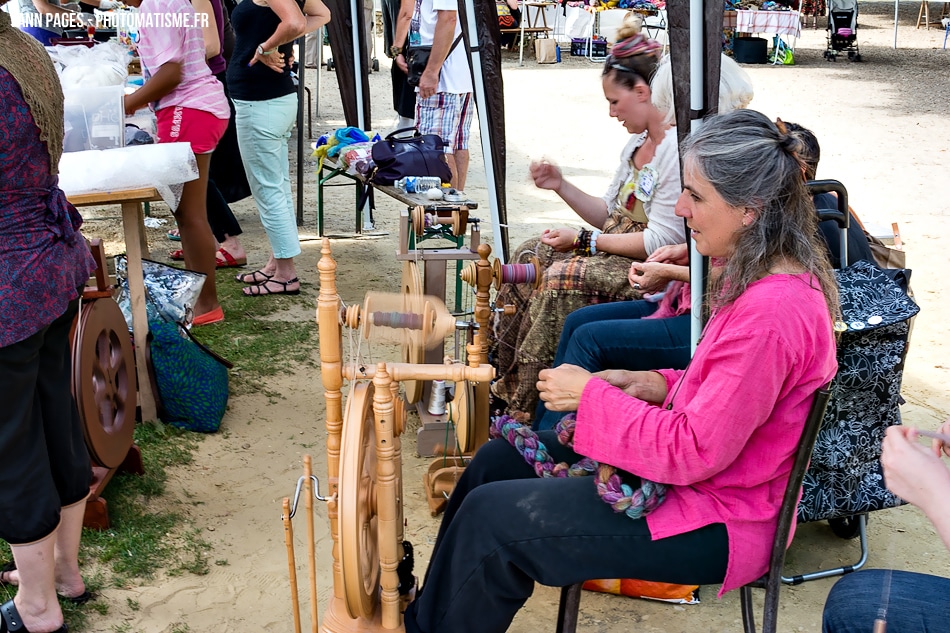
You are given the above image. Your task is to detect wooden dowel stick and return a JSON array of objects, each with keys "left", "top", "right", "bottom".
[
  {"left": 914, "top": 428, "right": 950, "bottom": 444},
  {"left": 304, "top": 456, "right": 319, "bottom": 632},
  {"left": 283, "top": 497, "right": 302, "bottom": 633}
]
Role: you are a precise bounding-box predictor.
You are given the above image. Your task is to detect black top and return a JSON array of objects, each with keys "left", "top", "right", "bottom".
[{"left": 227, "top": 0, "right": 301, "bottom": 101}]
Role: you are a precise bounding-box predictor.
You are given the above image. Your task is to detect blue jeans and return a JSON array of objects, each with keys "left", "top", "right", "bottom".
[
  {"left": 823, "top": 569, "right": 950, "bottom": 633},
  {"left": 233, "top": 94, "right": 300, "bottom": 259},
  {"left": 534, "top": 300, "right": 691, "bottom": 430}
]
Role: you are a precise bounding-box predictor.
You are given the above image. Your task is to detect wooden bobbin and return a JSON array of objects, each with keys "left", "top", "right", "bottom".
[{"left": 492, "top": 254, "right": 542, "bottom": 291}]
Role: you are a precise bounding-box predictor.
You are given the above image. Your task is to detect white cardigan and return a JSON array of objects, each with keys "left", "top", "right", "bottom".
[{"left": 600, "top": 126, "right": 684, "bottom": 256}]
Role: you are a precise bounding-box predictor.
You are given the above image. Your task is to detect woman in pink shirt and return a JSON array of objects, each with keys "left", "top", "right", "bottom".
[
  {"left": 401, "top": 110, "right": 839, "bottom": 633},
  {"left": 124, "top": 0, "right": 231, "bottom": 325}
]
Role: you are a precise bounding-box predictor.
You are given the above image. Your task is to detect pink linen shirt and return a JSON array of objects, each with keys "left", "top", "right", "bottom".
[
  {"left": 573, "top": 273, "right": 837, "bottom": 596},
  {"left": 137, "top": 0, "right": 229, "bottom": 120}
]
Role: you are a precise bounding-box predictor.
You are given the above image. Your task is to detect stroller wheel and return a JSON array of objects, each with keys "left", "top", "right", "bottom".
[
  {"left": 847, "top": 51, "right": 855, "bottom": 60},
  {"left": 854, "top": 53, "right": 862, "bottom": 62},
  {"left": 828, "top": 514, "right": 865, "bottom": 540}
]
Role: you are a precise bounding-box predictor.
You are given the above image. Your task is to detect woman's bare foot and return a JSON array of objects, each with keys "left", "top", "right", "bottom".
[
  {"left": 219, "top": 235, "right": 246, "bottom": 261},
  {"left": 0, "top": 565, "right": 87, "bottom": 602}
]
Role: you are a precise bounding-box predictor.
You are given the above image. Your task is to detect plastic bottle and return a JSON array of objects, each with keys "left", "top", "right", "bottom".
[
  {"left": 394, "top": 176, "right": 442, "bottom": 193},
  {"left": 555, "top": 43, "right": 561, "bottom": 63}
]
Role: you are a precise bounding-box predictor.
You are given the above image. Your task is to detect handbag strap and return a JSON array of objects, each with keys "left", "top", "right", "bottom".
[{"left": 180, "top": 324, "right": 235, "bottom": 369}]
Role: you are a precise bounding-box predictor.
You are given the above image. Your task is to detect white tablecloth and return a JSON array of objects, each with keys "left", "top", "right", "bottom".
[{"left": 724, "top": 10, "right": 802, "bottom": 38}]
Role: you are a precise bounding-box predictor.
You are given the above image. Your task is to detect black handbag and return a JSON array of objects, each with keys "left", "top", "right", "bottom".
[
  {"left": 370, "top": 127, "right": 452, "bottom": 186},
  {"left": 406, "top": 34, "right": 463, "bottom": 87}
]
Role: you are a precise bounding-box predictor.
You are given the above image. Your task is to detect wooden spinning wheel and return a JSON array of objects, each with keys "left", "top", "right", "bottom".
[
  {"left": 72, "top": 298, "right": 137, "bottom": 468},
  {"left": 401, "top": 261, "right": 425, "bottom": 404},
  {"left": 339, "top": 381, "right": 383, "bottom": 620},
  {"left": 410, "top": 205, "right": 468, "bottom": 238},
  {"left": 447, "top": 379, "right": 474, "bottom": 454}
]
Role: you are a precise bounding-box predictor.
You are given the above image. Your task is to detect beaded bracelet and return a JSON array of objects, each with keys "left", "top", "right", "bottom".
[{"left": 574, "top": 229, "right": 592, "bottom": 256}]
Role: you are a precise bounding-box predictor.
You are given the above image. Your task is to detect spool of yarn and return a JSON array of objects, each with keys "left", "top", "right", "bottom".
[
  {"left": 427, "top": 380, "right": 447, "bottom": 415},
  {"left": 498, "top": 263, "right": 537, "bottom": 285},
  {"left": 371, "top": 311, "right": 424, "bottom": 330}
]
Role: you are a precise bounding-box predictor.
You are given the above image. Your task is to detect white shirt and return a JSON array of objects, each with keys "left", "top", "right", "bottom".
[{"left": 413, "top": 0, "right": 472, "bottom": 95}]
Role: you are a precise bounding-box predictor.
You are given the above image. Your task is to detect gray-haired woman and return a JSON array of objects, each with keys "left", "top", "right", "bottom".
[{"left": 402, "top": 109, "right": 838, "bottom": 633}]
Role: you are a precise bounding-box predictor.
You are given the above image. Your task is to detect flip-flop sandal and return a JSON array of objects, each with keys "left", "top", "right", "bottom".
[
  {"left": 2, "top": 599, "right": 68, "bottom": 632},
  {"left": 0, "top": 562, "right": 94, "bottom": 605},
  {"left": 0, "top": 561, "right": 14, "bottom": 587},
  {"left": 236, "top": 270, "right": 273, "bottom": 284},
  {"left": 169, "top": 249, "right": 184, "bottom": 261},
  {"left": 243, "top": 277, "right": 301, "bottom": 296},
  {"left": 215, "top": 248, "right": 247, "bottom": 268},
  {"left": 167, "top": 229, "right": 181, "bottom": 241}
]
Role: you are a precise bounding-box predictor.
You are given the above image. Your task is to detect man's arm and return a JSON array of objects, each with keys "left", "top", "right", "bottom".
[{"left": 417, "top": 8, "right": 455, "bottom": 99}]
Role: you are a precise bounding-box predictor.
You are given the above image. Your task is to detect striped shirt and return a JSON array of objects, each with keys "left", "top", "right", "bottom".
[{"left": 137, "top": 0, "right": 229, "bottom": 119}]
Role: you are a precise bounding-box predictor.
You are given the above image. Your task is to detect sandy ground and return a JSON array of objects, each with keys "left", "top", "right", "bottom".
[{"left": 79, "top": 3, "right": 950, "bottom": 631}]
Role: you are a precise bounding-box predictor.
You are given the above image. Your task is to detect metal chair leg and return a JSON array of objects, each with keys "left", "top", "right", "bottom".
[{"left": 555, "top": 583, "right": 582, "bottom": 633}]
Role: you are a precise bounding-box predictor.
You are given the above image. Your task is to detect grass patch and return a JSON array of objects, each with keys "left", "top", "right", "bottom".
[{"left": 191, "top": 270, "right": 319, "bottom": 395}]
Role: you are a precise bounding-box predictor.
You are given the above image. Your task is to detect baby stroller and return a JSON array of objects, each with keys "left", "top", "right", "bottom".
[{"left": 824, "top": 0, "right": 861, "bottom": 61}]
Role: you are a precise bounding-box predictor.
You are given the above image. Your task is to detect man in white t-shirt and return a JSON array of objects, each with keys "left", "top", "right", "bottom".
[{"left": 396, "top": 0, "right": 474, "bottom": 190}]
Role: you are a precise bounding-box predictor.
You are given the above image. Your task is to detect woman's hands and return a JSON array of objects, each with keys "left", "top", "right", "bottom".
[
  {"left": 250, "top": 48, "right": 288, "bottom": 72},
  {"left": 647, "top": 242, "right": 689, "bottom": 266},
  {"left": 594, "top": 370, "right": 668, "bottom": 405},
  {"left": 530, "top": 160, "right": 563, "bottom": 192},
  {"left": 537, "top": 366, "right": 669, "bottom": 412},
  {"left": 537, "top": 365, "right": 592, "bottom": 412},
  {"left": 628, "top": 261, "right": 670, "bottom": 293},
  {"left": 540, "top": 228, "right": 578, "bottom": 253},
  {"left": 881, "top": 425, "right": 950, "bottom": 515}
]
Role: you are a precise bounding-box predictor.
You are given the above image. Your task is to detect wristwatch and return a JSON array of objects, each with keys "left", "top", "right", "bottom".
[
  {"left": 256, "top": 44, "right": 275, "bottom": 56},
  {"left": 387, "top": 45, "right": 403, "bottom": 59}
]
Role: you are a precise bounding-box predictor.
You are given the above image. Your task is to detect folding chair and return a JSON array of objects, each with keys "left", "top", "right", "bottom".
[{"left": 555, "top": 386, "right": 833, "bottom": 633}]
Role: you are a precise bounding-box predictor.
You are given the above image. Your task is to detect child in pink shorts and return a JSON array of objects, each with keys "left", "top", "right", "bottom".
[{"left": 123, "top": 0, "right": 230, "bottom": 325}]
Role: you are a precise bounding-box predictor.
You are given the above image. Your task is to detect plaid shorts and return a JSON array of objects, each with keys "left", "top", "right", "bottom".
[{"left": 415, "top": 92, "right": 474, "bottom": 153}]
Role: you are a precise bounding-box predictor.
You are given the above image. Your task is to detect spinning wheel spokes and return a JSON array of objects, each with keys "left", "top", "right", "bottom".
[
  {"left": 340, "top": 382, "right": 381, "bottom": 620},
  {"left": 73, "top": 298, "right": 136, "bottom": 469}
]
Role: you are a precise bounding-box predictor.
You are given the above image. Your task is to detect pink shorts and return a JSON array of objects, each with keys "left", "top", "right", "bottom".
[{"left": 156, "top": 106, "right": 228, "bottom": 154}]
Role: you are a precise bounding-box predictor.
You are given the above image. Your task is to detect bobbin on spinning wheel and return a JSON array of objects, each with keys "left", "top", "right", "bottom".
[
  {"left": 401, "top": 261, "right": 425, "bottom": 404},
  {"left": 344, "top": 291, "right": 455, "bottom": 351},
  {"left": 410, "top": 205, "right": 468, "bottom": 238},
  {"left": 447, "top": 379, "right": 474, "bottom": 453},
  {"left": 339, "top": 381, "right": 382, "bottom": 619},
  {"left": 71, "top": 296, "right": 137, "bottom": 469}
]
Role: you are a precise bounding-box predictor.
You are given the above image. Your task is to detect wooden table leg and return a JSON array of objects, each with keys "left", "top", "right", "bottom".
[{"left": 121, "top": 201, "right": 158, "bottom": 423}]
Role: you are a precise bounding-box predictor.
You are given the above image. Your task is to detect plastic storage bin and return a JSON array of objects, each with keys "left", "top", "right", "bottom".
[
  {"left": 63, "top": 85, "right": 126, "bottom": 152},
  {"left": 733, "top": 36, "right": 768, "bottom": 64}
]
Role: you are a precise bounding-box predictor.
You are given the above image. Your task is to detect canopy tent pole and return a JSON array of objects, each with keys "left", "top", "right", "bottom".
[
  {"left": 458, "top": 0, "right": 506, "bottom": 262},
  {"left": 351, "top": 0, "right": 375, "bottom": 230},
  {"left": 297, "top": 36, "right": 306, "bottom": 226},
  {"left": 894, "top": 0, "right": 900, "bottom": 48}
]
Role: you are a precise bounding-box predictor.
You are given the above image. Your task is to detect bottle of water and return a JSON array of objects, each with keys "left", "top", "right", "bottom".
[
  {"left": 395, "top": 176, "right": 442, "bottom": 193},
  {"left": 555, "top": 43, "right": 561, "bottom": 63}
]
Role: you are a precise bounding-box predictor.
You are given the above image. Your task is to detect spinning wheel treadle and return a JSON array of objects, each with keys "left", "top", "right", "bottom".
[
  {"left": 72, "top": 297, "right": 137, "bottom": 469},
  {"left": 339, "top": 381, "right": 384, "bottom": 620},
  {"left": 401, "top": 261, "right": 425, "bottom": 404}
]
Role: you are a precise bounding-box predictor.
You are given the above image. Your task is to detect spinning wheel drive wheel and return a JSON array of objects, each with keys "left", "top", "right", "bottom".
[
  {"left": 339, "top": 381, "right": 382, "bottom": 620},
  {"left": 401, "top": 261, "right": 425, "bottom": 404},
  {"left": 71, "top": 298, "right": 136, "bottom": 469},
  {"left": 447, "top": 381, "right": 474, "bottom": 453}
]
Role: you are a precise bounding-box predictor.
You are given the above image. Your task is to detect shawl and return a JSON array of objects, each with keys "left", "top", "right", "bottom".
[{"left": 0, "top": 10, "right": 65, "bottom": 174}]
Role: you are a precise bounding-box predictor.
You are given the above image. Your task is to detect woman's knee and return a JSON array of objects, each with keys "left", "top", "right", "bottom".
[{"left": 822, "top": 570, "right": 892, "bottom": 633}]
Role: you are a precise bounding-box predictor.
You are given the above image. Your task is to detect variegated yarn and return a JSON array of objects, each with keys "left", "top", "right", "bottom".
[{"left": 490, "top": 414, "right": 667, "bottom": 519}]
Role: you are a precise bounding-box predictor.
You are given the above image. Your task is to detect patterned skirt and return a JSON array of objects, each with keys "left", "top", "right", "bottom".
[{"left": 490, "top": 213, "right": 646, "bottom": 421}]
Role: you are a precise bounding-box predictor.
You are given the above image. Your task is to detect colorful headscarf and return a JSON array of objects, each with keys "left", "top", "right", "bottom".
[{"left": 609, "top": 32, "right": 662, "bottom": 59}]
